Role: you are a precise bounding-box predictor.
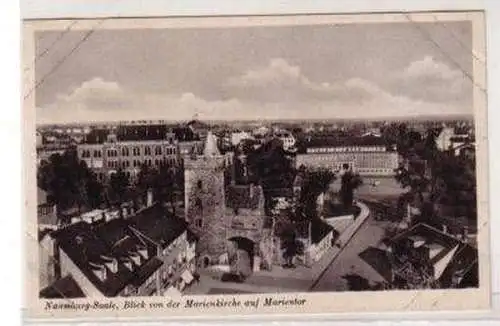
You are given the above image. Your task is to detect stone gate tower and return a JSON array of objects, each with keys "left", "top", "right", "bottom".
[{"left": 184, "top": 131, "right": 230, "bottom": 267}]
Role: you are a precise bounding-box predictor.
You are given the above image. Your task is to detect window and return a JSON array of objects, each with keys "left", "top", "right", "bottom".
[
  {"left": 154, "top": 159, "right": 159, "bottom": 166},
  {"left": 196, "top": 219, "right": 202, "bottom": 228},
  {"left": 144, "top": 146, "right": 151, "bottom": 155},
  {"left": 122, "top": 147, "right": 129, "bottom": 156},
  {"left": 155, "top": 146, "right": 162, "bottom": 155},
  {"left": 133, "top": 147, "right": 140, "bottom": 156},
  {"left": 195, "top": 198, "right": 202, "bottom": 209},
  {"left": 197, "top": 180, "right": 202, "bottom": 190},
  {"left": 93, "top": 150, "right": 102, "bottom": 158}
]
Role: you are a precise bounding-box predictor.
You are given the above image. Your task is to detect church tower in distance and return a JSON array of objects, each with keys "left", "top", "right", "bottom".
[{"left": 184, "top": 131, "right": 230, "bottom": 268}]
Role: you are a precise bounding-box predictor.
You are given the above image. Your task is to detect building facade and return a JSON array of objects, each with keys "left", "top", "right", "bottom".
[
  {"left": 296, "top": 136, "right": 398, "bottom": 176},
  {"left": 76, "top": 125, "right": 203, "bottom": 181}
]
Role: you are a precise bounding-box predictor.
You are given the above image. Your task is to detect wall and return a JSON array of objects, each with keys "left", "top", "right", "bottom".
[
  {"left": 307, "top": 230, "right": 334, "bottom": 265},
  {"left": 59, "top": 248, "right": 103, "bottom": 297},
  {"left": 38, "top": 235, "right": 55, "bottom": 290},
  {"left": 184, "top": 155, "right": 229, "bottom": 263}
]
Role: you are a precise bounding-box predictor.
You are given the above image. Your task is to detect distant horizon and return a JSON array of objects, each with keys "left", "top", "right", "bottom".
[{"left": 36, "top": 113, "right": 474, "bottom": 128}]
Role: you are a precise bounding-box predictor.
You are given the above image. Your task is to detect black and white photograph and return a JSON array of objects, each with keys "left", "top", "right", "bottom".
[{"left": 24, "top": 11, "right": 490, "bottom": 319}]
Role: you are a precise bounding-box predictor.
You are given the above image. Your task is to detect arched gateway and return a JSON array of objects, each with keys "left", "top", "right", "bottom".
[{"left": 227, "top": 236, "right": 256, "bottom": 277}]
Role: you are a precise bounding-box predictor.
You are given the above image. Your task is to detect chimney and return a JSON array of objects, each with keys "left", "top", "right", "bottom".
[{"left": 146, "top": 189, "right": 153, "bottom": 207}]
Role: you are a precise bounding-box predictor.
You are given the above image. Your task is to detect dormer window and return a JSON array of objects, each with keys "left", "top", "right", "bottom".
[
  {"left": 101, "top": 255, "right": 118, "bottom": 273},
  {"left": 129, "top": 252, "right": 142, "bottom": 266},
  {"left": 138, "top": 246, "right": 149, "bottom": 260},
  {"left": 123, "top": 259, "right": 133, "bottom": 271},
  {"left": 89, "top": 262, "right": 107, "bottom": 282}
]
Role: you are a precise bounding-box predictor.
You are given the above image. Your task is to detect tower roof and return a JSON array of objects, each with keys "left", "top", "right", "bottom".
[{"left": 203, "top": 131, "right": 220, "bottom": 156}]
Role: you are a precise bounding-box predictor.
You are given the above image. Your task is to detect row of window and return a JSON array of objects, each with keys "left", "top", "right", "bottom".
[
  {"left": 80, "top": 146, "right": 177, "bottom": 158},
  {"left": 106, "top": 158, "right": 177, "bottom": 169},
  {"left": 307, "top": 146, "right": 386, "bottom": 154}
]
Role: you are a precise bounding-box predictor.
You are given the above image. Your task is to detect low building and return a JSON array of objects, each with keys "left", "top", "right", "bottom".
[
  {"left": 435, "top": 127, "right": 473, "bottom": 152},
  {"left": 296, "top": 135, "right": 398, "bottom": 176},
  {"left": 387, "top": 223, "right": 478, "bottom": 289},
  {"left": 230, "top": 131, "right": 254, "bottom": 147},
  {"left": 37, "top": 188, "right": 57, "bottom": 231},
  {"left": 52, "top": 204, "right": 197, "bottom": 297}
]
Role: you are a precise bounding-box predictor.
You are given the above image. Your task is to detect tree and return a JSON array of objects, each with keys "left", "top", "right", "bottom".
[
  {"left": 156, "top": 164, "right": 180, "bottom": 214},
  {"left": 37, "top": 149, "right": 102, "bottom": 223},
  {"left": 296, "top": 167, "right": 336, "bottom": 222},
  {"left": 135, "top": 163, "right": 157, "bottom": 197},
  {"left": 280, "top": 224, "right": 304, "bottom": 268},
  {"left": 108, "top": 169, "right": 130, "bottom": 206},
  {"left": 247, "top": 138, "right": 296, "bottom": 189},
  {"left": 86, "top": 172, "right": 104, "bottom": 209},
  {"left": 339, "top": 165, "right": 363, "bottom": 211},
  {"left": 394, "top": 126, "right": 477, "bottom": 226}
]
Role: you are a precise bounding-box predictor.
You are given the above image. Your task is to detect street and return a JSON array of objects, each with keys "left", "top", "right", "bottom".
[{"left": 311, "top": 214, "right": 390, "bottom": 292}]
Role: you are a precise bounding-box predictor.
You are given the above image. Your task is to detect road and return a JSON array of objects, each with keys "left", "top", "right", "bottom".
[{"left": 311, "top": 214, "right": 390, "bottom": 292}]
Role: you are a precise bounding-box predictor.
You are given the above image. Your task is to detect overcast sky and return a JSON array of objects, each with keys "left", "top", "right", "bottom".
[{"left": 35, "top": 21, "right": 473, "bottom": 124}]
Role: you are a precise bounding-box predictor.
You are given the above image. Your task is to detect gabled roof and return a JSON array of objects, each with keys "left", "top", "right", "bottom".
[{"left": 52, "top": 205, "right": 187, "bottom": 297}]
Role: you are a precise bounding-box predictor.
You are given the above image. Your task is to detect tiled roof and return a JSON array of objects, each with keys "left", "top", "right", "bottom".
[
  {"left": 128, "top": 205, "right": 189, "bottom": 246},
  {"left": 39, "top": 274, "right": 85, "bottom": 299},
  {"left": 83, "top": 129, "right": 109, "bottom": 144},
  {"left": 53, "top": 205, "right": 187, "bottom": 296},
  {"left": 116, "top": 124, "right": 169, "bottom": 142},
  {"left": 297, "top": 135, "right": 387, "bottom": 152}
]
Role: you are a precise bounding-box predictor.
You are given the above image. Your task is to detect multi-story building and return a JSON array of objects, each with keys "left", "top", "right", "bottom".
[
  {"left": 296, "top": 135, "right": 399, "bottom": 176},
  {"left": 77, "top": 124, "right": 203, "bottom": 181},
  {"left": 51, "top": 204, "right": 197, "bottom": 297}
]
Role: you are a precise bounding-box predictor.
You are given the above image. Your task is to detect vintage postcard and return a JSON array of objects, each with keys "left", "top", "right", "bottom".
[{"left": 23, "top": 11, "right": 490, "bottom": 321}]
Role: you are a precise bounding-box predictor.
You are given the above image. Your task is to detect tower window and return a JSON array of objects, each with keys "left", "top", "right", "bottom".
[
  {"left": 195, "top": 198, "right": 203, "bottom": 209},
  {"left": 197, "top": 180, "right": 202, "bottom": 189}
]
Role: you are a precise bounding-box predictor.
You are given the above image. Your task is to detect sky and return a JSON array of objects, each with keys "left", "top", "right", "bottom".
[{"left": 34, "top": 21, "right": 473, "bottom": 124}]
